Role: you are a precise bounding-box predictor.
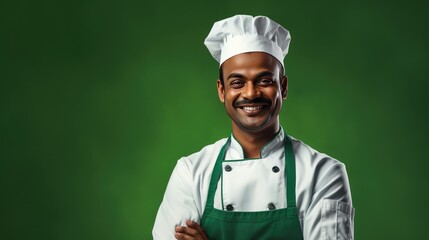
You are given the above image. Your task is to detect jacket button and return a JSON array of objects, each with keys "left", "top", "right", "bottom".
[
  {"left": 226, "top": 204, "right": 234, "bottom": 211},
  {"left": 224, "top": 165, "right": 232, "bottom": 172},
  {"left": 272, "top": 166, "right": 280, "bottom": 173},
  {"left": 268, "top": 203, "right": 276, "bottom": 210}
]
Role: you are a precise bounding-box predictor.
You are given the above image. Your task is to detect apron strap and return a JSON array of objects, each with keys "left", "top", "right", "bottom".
[
  {"left": 284, "top": 134, "right": 297, "bottom": 208},
  {"left": 205, "top": 137, "right": 230, "bottom": 208}
]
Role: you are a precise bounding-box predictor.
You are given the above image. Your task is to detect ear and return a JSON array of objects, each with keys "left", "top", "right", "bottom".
[
  {"left": 217, "top": 80, "right": 225, "bottom": 103},
  {"left": 281, "top": 76, "right": 288, "bottom": 100}
]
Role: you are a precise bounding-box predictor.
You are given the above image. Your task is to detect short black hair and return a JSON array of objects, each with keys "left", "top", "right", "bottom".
[{"left": 219, "top": 66, "right": 225, "bottom": 86}]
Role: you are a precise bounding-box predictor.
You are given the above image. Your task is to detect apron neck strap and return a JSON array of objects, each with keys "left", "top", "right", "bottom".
[
  {"left": 284, "top": 134, "right": 297, "bottom": 208},
  {"left": 205, "top": 137, "right": 230, "bottom": 208}
]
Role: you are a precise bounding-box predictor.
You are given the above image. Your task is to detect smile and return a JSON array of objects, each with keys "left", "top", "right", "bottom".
[
  {"left": 243, "top": 105, "right": 263, "bottom": 111},
  {"left": 239, "top": 105, "right": 266, "bottom": 114}
]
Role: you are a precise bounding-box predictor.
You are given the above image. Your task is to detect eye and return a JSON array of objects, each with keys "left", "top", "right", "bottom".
[
  {"left": 257, "top": 79, "right": 273, "bottom": 87},
  {"left": 230, "top": 80, "right": 244, "bottom": 89}
]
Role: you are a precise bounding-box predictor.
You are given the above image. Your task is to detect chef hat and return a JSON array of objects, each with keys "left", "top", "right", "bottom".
[{"left": 204, "top": 15, "right": 291, "bottom": 69}]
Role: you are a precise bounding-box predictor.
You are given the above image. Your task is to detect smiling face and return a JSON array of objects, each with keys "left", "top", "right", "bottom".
[{"left": 217, "top": 52, "right": 288, "bottom": 135}]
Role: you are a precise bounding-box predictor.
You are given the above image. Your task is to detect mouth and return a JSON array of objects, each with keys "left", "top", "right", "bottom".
[
  {"left": 237, "top": 105, "right": 268, "bottom": 114},
  {"left": 234, "top": 98, "right": 271, "bottom": 115}
]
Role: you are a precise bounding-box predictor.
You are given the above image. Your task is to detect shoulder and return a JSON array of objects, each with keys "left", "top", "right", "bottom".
[
  {"left": 181, "top": 138, "right": 228, "bottom": 163},
  {"left": 290, "top": 136, "right": 347, "bottom": 172},
  {"left": 291, "top": 136, "right": 351, "bottom": 198},
  {"left": 291, "top": 136, "right": 353, "bottom": 205},
  {"left": 176, "top": 138, "right": 228, "bottom": 175}
]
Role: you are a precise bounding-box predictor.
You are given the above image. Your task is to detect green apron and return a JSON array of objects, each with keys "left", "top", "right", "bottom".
[{"left": 200, "top": 134, "right": 304, "bottom": 240}]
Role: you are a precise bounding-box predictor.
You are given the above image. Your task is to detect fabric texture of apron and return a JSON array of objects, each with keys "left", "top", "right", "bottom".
[{"left": 200, "top": 134, "right": 304, "bottom": 240}]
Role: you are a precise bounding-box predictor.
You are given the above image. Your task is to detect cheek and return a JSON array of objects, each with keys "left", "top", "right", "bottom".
[
  {"left": 225, "top": 90, "right": 240, "bottom": 102},
  {"left": 269, "top": 90, "right": 283, "bottom": 109},
  {"left": 265, "top": 88, "right": 281, "bottom": 100}
]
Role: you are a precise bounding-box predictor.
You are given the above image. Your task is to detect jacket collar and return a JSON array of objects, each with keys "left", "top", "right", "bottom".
[{"left": 227, "top": 127, "right": 285, "bottom": 159}]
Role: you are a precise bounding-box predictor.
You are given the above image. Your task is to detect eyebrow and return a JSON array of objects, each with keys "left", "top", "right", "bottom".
[
  {"left": 255, "top": 71, "right": 275, "bottom": 79},
  {"left": 227, "top": 71, "right": 274, "bottom": 80},
  {"left": 227, "top": 73, "right": 245, "bottom": 80}
]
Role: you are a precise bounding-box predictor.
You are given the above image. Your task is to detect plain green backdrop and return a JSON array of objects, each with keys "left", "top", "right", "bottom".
[{"left": 1, "top": 0, "right": 428, "bottom": 239}]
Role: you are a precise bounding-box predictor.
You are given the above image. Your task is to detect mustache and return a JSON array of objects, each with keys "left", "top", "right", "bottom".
[{"left": 234, "top": 98, "right": 271, "bottom": 107}]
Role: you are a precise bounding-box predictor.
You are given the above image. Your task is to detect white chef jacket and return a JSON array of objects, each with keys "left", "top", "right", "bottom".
[{"left": 153, "top": 129, "right": 354, "bottom": 239}]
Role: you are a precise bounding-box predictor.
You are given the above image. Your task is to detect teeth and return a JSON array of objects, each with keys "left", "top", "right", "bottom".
[{"left": 243, "top": 106, "right": 263, "bottom": 111}]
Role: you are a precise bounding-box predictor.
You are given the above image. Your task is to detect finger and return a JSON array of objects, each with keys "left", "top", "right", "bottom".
[
  {"left": 176, "top": 226, "right": 199, "bottom": 236},
  {"left": 175, "top": 232, "right": 195, "bottom": 240},
  {"left": 185, "top": 220, "right": 208, "bottom": 240}
]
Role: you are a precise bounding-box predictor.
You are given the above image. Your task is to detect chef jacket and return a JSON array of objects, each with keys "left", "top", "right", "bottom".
[{"left": 153, "top": 129, "right": 355, "bottom": 239}]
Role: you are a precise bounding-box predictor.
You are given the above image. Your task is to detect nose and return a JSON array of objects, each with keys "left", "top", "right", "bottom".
[{"left": 242, "top": 82, "right": 261, "bottom": 99}]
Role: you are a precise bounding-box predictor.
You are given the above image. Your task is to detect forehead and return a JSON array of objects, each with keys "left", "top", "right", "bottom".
[{"left": 221, "top": 52, "right": 282, "bottom": 78}]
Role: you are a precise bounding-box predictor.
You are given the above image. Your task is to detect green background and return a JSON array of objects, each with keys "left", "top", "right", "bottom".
[{"left": 1, "top": 0, "right": 428, "bottom": 239}]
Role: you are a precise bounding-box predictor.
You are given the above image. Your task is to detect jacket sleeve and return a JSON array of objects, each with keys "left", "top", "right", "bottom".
[
  {"left": 152, "top": 158, "right": 200, "bottom": 240},
  {"left": 303, "top": 162, "right": 355, "bottom": 240}
]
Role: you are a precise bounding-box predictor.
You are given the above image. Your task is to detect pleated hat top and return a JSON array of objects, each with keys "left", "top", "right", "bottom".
[{"left": 204, "top": 15, "right": 291, "bottom": 69}]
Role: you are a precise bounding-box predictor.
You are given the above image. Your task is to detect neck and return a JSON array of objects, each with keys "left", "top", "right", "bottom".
[{"left": 232, "top": 123, "right": 280, "bottom": 158}]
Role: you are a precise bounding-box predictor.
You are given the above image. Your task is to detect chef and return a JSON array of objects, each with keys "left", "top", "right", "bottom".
[{"left": 153, "top": 15, "right": 354, "bottom": 240}]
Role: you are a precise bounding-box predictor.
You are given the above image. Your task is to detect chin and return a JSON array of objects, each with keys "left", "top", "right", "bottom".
[{"left": 237, "top": 119, "right": 272, "bottom": 132}]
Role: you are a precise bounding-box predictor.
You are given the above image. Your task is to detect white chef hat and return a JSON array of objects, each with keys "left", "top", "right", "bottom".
[{"left": 204, "top": 15, "right": 291, "bottom": 69}]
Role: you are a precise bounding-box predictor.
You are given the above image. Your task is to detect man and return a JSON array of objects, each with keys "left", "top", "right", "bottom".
[{"left": 153, "top": 15, "right": 354, "bottom": 240}]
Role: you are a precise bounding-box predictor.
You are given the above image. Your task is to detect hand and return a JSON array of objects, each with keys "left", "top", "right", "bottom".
[{"left": 175, "top": 220, "right": 209, "bottom": 240}]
